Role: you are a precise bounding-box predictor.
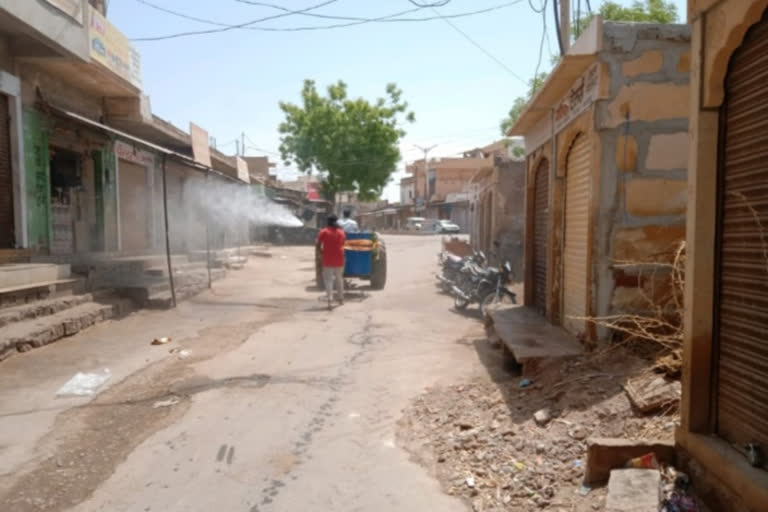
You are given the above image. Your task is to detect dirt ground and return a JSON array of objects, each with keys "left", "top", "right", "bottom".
[
  {"left": 396, "top": 337, "right": 680, "bottom": 512},
  {"left": 0, "top": 235, "right": 687, "bottom": 512}
]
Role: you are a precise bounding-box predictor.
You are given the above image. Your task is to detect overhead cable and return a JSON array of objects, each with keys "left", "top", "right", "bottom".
[{"left": 131, "top": 1, "right": 523, "bottom": 40}]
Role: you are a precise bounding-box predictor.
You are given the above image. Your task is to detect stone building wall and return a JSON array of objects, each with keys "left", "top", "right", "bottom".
[{"left": 593, "top": 23, "right": 691, "bottom": 321}]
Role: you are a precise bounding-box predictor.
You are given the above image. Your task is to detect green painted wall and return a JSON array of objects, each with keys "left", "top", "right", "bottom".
[{"left": 22, "top": 109, "right": 50, "bottom": 250}]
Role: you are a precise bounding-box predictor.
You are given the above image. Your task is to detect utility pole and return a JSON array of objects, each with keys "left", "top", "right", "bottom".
[
  {"left": 413, "top": 144, "right": 437, "bottom": 202},
  {"left": 560, "top": 0, "right": 571, "bottom": 53},
  {"left": 235, "top": 140, "right": 240, "bottom": 156},
  {"left": 241, "top": 132, "right": 246, "bottom": 157}
]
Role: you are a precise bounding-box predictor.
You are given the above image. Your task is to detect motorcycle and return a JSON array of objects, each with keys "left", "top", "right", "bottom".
[
  {"left": 453, "top": 260, "right": 516, "bottom": 314},
  {"left": 436, "top": 250, "right": 486, "bottom": 293}
]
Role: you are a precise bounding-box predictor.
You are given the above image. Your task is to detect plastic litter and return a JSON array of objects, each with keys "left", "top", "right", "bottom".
[
  {"left": 178, "top": 350, "right": 191, "bottom": 360},
  {"left": 151, "top": 337, "right": 172, "bottom": 345},
  {"left": 578, "top": 484, "right": 591, "bottom": 496},
  {"left": 626, "top": 452, "right": 659, "bottom": 469},
  {"left": 153, "top": 396, "right": 180, "bottom": 408},
  {"left": 572, "top": 459, "right": 583, "bottom": 468},
  {"left": 56, "top": 369, "right": 111, "bottom": 397},
  {"left": 465, "top": 476, "right": 475, "bottom": 488},
  {"left": 519, "top": 378, "right": 533, "bottom": 388}
]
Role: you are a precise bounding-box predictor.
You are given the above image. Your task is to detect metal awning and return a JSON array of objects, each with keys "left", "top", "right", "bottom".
[{"left": 50, "top": 107, "right": 241, "bottom": 184}]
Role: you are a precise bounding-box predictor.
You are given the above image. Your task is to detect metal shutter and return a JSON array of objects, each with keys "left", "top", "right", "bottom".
[
  {"left": 118, "top": 159, "right": 149, "bottom": 253},
  {"left": 0, "top": 95, "right": 13, "bottom": 248},
  {"left": 715, "top": 10, "right": 768, "bottom": 468},
  {"left": 562, "top": 134, "right": 590, "bottom": 336},
  {"left": 532, "top": 158, "right": 549, "bottom": 314}
]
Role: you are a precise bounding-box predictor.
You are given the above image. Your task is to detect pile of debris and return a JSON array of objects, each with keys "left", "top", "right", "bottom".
[{"left": 397, "top": 349, "right": 688, "bottom": 511}]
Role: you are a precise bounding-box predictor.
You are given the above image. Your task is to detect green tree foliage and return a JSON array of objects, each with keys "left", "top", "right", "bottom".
[
  {"left": 499, "top": 72, "right": 548, "bottom": 135},
  {"left": 501, "top": 0, "right": 677, "bottom": 136},
  {"left": 278, "top": 80, "right": 415, "bottom": 202},
  {"left": 574, "top": 0, "right": 678, "bottom": 37}
]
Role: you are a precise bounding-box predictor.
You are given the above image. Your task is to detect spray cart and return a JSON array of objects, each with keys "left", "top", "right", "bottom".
[{"left": 315, "top": 232, "right": 387, "bottom": 290}]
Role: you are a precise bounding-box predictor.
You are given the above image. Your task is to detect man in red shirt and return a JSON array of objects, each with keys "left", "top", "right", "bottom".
[{"left": 316, "top": 214, "right": 346, "bottom": 309}]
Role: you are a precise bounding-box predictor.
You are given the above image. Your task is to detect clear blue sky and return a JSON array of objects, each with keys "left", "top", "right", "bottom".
[{"left": 109, "top": 0, "right": 686, "bottom": 201}]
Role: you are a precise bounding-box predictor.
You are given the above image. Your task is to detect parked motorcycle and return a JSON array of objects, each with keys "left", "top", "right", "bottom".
[
  {"left": 436, "top": 251, "right": 486, "bottom": 293},
  {"left": 453, "top": 260, "right": 516, "bottom": 314}
]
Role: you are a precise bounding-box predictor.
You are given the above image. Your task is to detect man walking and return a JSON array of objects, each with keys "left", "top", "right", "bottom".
[{"left": 317, "top": 214, "right": 346, "bottom": 310}]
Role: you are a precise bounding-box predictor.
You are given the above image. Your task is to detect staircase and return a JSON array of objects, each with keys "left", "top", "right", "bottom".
[{"left": 0, "top": 264, "right": 134, "bottom": 361}]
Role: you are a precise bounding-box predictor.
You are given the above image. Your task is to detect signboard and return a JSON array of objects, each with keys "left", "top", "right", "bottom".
[
  {"left": 553, "top": 62, "right": 599, "bottom": 133},
  {"left": 189, "top": 123, "right": 212, "bottom": 167},
  {"left": 306, "top": 182, "right": 322, "bottom": 201},
  {"left": 44, "top": 0, "right": 84, "bottom": 24},
  {"left": 115, "top": 141, "right": 154, "bottom": 167},
  {"left": 236, "top": 157, "right": 250, "bottom": 183},
  {"left": 88, "top": 5, "right": 142, "bottom": 89}
]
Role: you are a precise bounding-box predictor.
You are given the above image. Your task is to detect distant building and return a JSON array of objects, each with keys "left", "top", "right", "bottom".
[{"left": 399, "top": 176, "right": 414, "bottom": 205}]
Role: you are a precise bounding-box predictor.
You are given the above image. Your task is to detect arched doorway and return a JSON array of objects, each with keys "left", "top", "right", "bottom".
[
  {"left": 714, "top": 7, "right": 768, "bottom": 468},
  {"left": 531, "top": 158, "right": 549, "bottom": 314},
  {"left": 562, "top": 133, "right": 590, "bottom": 335}
]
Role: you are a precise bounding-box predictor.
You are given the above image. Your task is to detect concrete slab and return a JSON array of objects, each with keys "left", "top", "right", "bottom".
[
  {"left": 488, "top": 305, "right": 583, "bottom": 362},
  {"left": 0, "top": 263, "right": 71, "bottom": 288},
  {"left": 605, "top": 469, "right": 661, "bottom": 512},
  {"left": 585, "top": 437, "right": 675, "bottom": 484}
]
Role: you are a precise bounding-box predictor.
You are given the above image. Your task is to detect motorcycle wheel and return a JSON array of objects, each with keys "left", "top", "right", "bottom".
[
  {"left": 480, "top": 292, "right": 515, "bottom": 317},
  {"left": 454, "top": 293, "right": 470, "bottom": 311}
]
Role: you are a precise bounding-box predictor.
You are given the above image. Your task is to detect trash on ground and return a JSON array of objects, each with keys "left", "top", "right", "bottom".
[
  {"left": 465, "top": 475, "right": 475, "bottom": 488},
  {"left": 178, "top": 349, "right": 191, "bottom": 359},
  {"left": 578, "top": 484, "right": 591, "bottom": 496},
  {"left": 56, "top": 369, "right": 112, "bottom": 397},
  {"left": 626, "top": 452, "right": 660, "bottom": 470},
  {"left": 519, "top": 378, "right": 533, "bottom": 388},
  {"left": 152, "top": 396, "right": 181, "bottom": 408},
  {"left": 151, "top": 336, "right": 172, "bottom": 345}
]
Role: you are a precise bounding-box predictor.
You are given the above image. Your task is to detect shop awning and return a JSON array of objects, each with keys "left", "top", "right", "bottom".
[
  {"left": 50, "top": 107, "right": 242, "bottom": 184},
  {"left": 506, "top": 53, "right": 596, "bottom": 136}
]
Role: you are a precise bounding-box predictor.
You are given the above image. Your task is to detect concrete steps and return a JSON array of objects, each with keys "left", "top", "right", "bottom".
[
  {"left": 0, "top": 295, "right": 134, "bottom": 361},
  {"left": 0, "top": 293, "right": 95, "bottom": 328}
]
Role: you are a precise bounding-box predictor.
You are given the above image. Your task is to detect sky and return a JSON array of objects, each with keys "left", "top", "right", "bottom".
[{"left": 108, "top": 0, "right": 687, "bottom": 202}]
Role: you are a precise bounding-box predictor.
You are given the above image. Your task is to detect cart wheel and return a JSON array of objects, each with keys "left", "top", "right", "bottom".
[
  {"left": 315, "top": 248, "right": 323, "bottom": 290},
  {"left": 370, "top": 248, "right": 387, "bottom": 290}
]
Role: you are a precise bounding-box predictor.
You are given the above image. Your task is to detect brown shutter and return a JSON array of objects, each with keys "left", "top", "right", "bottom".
[
  {"left": 562, "top": 134, "right": 590, "bottom": 336},
  {"left": 118, "top": 159, "right": 149, "bottom": 253},
  {"left": 532, "top": 158, "right": 549, "bottom": 314},
  {"left": 0, "top": 95, "right": 13, "bottom": 248},
  {"left": 715, "top": 9, "right": 768, "bottom": 468}
]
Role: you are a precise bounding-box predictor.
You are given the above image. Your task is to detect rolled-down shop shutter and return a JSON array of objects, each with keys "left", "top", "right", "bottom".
[
  {"left": 532, "top": 158, "right": 549, "bottom": 314},
  {"left": 715, "top": 10, "right": 768, "bottom": 468},
  {"left": 118, "top": 159, "right": 149, "bottom": 253},
  {"left": 562, "top": 133, "right": 590, "bottom": 336}
]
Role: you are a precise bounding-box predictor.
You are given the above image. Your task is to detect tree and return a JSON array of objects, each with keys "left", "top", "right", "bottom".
[
  {"left": 278, "top": 80, "right": 415, "bottom": 202},
  {"left": 574, "top": 0, "right": 678, "bottom": 37},
  {"left": 499, "top": 72, "right": 549, "bottom": 136}
]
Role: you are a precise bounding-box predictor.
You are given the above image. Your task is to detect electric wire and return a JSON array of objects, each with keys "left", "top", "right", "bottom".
[
  {"left": 429, "top": 1, "right": 527, "bottom": 85},
  {"left": 131, "top": 1, "right": 523, "bottom": 40}
]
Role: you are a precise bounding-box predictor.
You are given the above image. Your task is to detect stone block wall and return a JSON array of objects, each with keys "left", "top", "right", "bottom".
[{"left": 594, "top": 23, "right": 691, "bottom": 321}]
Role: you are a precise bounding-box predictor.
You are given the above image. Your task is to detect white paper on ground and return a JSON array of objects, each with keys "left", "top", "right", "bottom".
[{"left": 56, "top": 369, "right": 112, "bottom": 397}]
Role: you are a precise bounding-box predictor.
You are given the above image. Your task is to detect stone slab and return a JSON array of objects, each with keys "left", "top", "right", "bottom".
[
  {"left": 489, "top": 305, "right": 584, "bottom": 361},
  {"left": 0, "top": 264, "right": 71, "bottom": 288},
  {"left": 585, "top": 437, "right": 675, "bottom": 484},
  {"left": 605, "top": 469, "right": 661, "bottom": 512}
]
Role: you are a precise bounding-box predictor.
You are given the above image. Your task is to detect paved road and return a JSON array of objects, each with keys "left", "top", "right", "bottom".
[{"left": 0, "top": 235, "right": 486, "bottom": 512}]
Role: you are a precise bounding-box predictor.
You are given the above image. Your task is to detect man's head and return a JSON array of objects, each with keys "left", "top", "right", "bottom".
[
  {"left": 327, "top": 214, "right": 339, "bottom": 228},
  {"left": 343, "top": 209, "right": 352, "bottom": 219}
]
